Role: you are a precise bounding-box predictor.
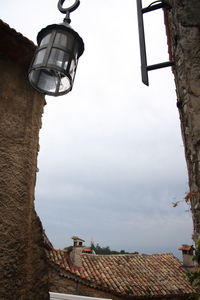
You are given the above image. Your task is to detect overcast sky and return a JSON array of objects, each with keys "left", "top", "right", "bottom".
[{"left": 1, "top": 0, "right": 193, "bottom": 258}]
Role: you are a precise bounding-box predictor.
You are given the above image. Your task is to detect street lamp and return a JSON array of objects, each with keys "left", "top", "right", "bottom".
[{"left": 28, "top": 0, "right": 84, "bottom": 96}]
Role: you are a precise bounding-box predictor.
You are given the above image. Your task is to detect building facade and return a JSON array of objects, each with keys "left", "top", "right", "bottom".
[
  {"left": 0, "top": 20, "right": 49, "bottom": 299},
  {"left": 165, "top": 0, "right": 200, "bottom": 240}
]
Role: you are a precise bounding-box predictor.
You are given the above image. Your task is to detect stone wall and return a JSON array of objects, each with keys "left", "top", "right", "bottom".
[
  {"left": 166, "top": 0, "right": 200, "bottom": 239},
  {"left": 49, "top": 267, "right": 121, "bottom": 300},
  {"left": 0, "top": 54, "right": 49, "bottom": 299}
]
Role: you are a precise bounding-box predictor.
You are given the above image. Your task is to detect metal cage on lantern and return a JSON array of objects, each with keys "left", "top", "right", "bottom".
[{"left": 28, "top": 0, "right": 84, "bottom": 96}]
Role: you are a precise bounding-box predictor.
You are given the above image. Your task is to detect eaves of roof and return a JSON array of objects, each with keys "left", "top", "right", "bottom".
[{"left": 0, "top": 19, "right": 36, "bottom": 70}]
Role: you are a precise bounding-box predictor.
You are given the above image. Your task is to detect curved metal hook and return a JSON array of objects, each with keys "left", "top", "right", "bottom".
[{"left": 58, "top": 0, "right": 80, "bottom": 14}]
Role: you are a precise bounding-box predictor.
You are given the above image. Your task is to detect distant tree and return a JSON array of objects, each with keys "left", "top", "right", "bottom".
[
  {"left": 63, "top": 246, "right": 72, "bottom": 252},
  {"left": 91, "top": 242, "right": 138, "bottom": 255}
]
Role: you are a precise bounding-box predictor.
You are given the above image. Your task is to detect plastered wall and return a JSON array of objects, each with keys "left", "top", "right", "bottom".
[
  {"left": 167, "top": 0, "right": 200, "bottom": 239},
  {"left": 0, "top": 54, "right": 49, "bottom": 299}
]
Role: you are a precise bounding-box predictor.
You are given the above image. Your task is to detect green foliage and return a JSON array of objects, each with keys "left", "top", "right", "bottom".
[
  {"left": 187, "top": 240, "right": 200, "bottom": 300},
  {"left": 187, "top": 271, "right": 200, "bottom": 300},
  {"left": 91, "top": 242, "right": 138, "bottom": 255},
  {"left": 193, "top": 240, "right": 200, "bottom": 265}
]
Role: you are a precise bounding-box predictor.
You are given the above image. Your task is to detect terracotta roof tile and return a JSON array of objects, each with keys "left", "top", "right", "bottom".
[
  {"left": 47, "top": 249, "right": 195, "bottom": 298},
  {"left": 179, "top": 245, "right": 195, "bottom": 251},
  {"left": 82, "top": 247, "right": 92, "bottom": 252}
]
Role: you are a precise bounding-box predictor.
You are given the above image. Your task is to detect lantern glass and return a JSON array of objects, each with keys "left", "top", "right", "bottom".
[
  {"left": 33, "top": 49, "right": 46, "bottom": 65},
  {"left": 29, "top": 69, "right": 71, "bottom": 94},
  {"left": 28, "top": 23, "right": 84, "bottom": 96},
  {"left": 48, "top": 49, "right": 69, "bottom": 69},
  {"left": 54, "top": 32, "right": 73, "bottom": 48},
  {"left": 40, "top": 34, "right": 51, "bottom": 46}
]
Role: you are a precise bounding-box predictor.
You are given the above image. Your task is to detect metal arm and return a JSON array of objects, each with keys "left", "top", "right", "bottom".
[{"left": 136, "top": 0, "right": 173, "bottom": 86}]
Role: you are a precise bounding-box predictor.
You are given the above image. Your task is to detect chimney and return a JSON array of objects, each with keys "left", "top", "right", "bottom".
[
  {"left": 70, "top": 236, "right": 85, "bottom": 267},
  {"left": 178, "top": 244, "right": 195, "bottom": 268}
]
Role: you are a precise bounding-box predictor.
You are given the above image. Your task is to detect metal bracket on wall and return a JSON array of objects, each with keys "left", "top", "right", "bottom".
[{"left": 136, "top": 0, "right": 174, "bottom": 86}]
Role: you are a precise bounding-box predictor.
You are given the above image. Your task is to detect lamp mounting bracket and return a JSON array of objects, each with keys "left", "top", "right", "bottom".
[
  {"left": 136, "top": 0, "right": 173, "bottom": 86},
  {"left": 58, "top": 0, "right": 80, "bottom": 23},
  {"left": 142, "top": 0, "right": 171, "bottom": 14}
]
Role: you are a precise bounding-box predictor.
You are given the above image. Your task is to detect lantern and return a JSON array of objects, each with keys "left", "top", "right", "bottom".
[{"left": 28, "top": 0, "right": 84, "bottom": 96}]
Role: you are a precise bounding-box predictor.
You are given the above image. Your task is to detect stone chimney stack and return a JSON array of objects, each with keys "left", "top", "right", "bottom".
[
  {"left": 178, "top": 245, "right": 195, "bottom": 268},
  {"left": 70, "top": 236, "right": 85, "bottom": 267}
]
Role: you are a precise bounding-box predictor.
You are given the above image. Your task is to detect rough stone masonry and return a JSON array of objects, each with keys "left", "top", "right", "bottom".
[
  {"left": 166, "top": 0, "right": 200, "bottom": 239},
  {"left": 0, "top": 26, "right": 49, "bottom": 299}
]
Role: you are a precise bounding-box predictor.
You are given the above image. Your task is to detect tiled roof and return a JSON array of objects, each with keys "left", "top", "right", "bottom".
[
  {"left": 47, "top": 249, "right": 195, "bottom": 298},
  {"left": 179, "top": 245, "right": 195, "bottom": 251},
  {"left": 72, "top": 236, "right": 85, "bottom": 242},
  {"left": 82, "top": 247, "right": 93, "bottom": 253},
  {"left": 0, "top": 19, "right": 36, "bottom": 69}
]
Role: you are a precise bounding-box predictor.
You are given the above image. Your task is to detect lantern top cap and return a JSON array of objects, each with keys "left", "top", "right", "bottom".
[
  {"left": 37, "top": 22, "right": 84, "bottom": 58},
  {"left": 58, "top": 0, "right": 80, "bottom": 14},
  {"left": 58, "top": 0, "right": 80, "bottom": 24}
]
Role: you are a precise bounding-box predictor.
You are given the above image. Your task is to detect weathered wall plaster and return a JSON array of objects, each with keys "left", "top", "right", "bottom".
[
  {"left": 167, "top": 0, "right": 200, "bottom": 239},
  {"left": 0, "top": 55, "right": 49, "bottom": 299}
]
